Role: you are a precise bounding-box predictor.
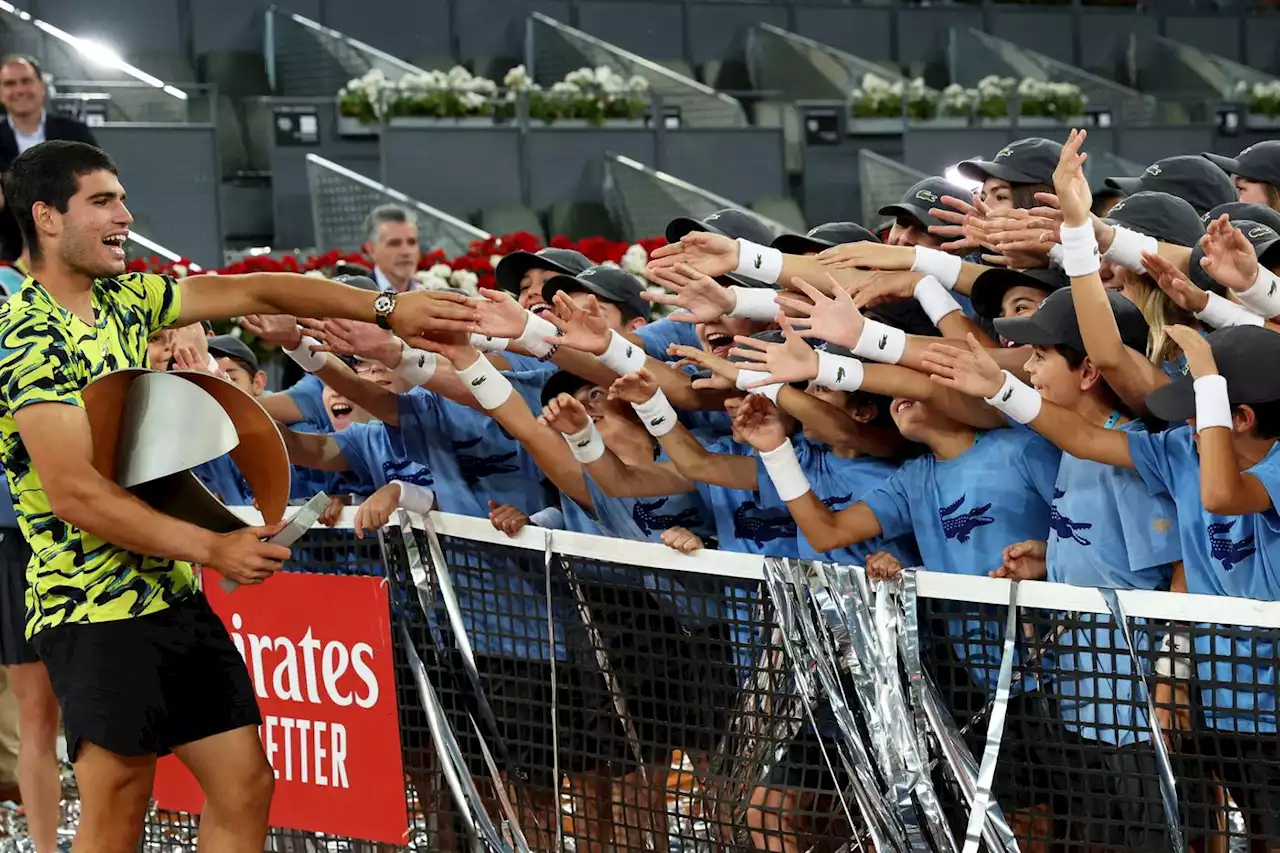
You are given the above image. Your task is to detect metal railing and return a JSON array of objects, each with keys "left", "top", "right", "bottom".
[
  {"left": 745, "top": 23, "right": 927, "bottom": 103},
  {"left": 305, "top": 154, "right": 490, "bottom": 257},
  {"left": 1124, "top": 32, "right": 1280, "bottom": 121},
  {"left": 858, "top": 150, "right": 929, "bottom": 230},
  {"left": 602, "top": 152, "right": 789, "bottom": 243},
  {"left": 526, "top": 13, "right": 747, "bottom": 129},
  {"left": 265, "top": 6, "right": 425, "bottom": 98},
  {"left": 125, "top": 230, "right": 203, "bottom": 272}
]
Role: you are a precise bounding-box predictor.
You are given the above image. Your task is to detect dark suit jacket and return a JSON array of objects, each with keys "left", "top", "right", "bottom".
[{"left": 0, "top": 114, "right": 99, "bottom": 261}]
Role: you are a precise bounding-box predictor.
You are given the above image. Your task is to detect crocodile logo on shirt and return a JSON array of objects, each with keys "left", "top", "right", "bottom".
[
  {"left": 733, "top": 500, "right": 797, "bottom": 546},
  {"left": 823, "top": 493, "right": 854, "bottom": 510},
  {"left": 939, "top": 495, "right": 995, "bottom": 544},
  {"left": 383, "top": 459, "right": 434, "bottom": 488},
  {"left": 633, "top": 497, "right": 703, "bottom": 536},
  {"left": 1049, "top": 488, "right": 1093, "bottom": 546},
  {"left": 452, "top": 437, "right": 522, "bottom": 485},
  {"left": 1207, "top": 520, "right": 1256, "bottom": 572}
]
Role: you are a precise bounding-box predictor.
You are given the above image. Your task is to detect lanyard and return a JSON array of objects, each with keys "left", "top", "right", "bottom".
[{"left": 1103, "top": 410, "right": 1122, "bottom": 430}]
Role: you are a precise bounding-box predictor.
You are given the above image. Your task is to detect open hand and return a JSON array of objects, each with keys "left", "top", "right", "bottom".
[
  {"left": 775, "top": 276, "right": 865, "bottom": 350},
  {"left": 668, "top": 343, "right": 740, "bottom": 389},
  {"left": 1165, "top": 324, "right": 1218, "bottom": 380},
  {"left": 544, "top": 291, "right": 609, "bottom": 355},
  {"left": 731, "top": 393, "right": 787, "bottom": 452},
  {"left": 1144, "top": 251, "right": 1209, "bottom": 314},
  {"left": 1052, "top": 128, "right": 1092, "bottom": 228},
  {"left": 728, "top": 318, "right": 819, "bottom": 387},
  {"left": 609, "top": 368, "right": 660, "bottom": 405},
  {"left": 241, "top": 313, "right": 303, "bottom": 348},
  {"left": 920, "top": 334, "right": 1006, "bottom": 399},
  {"left": 475, "top": 287, "right": 530, "bottom": 339},
  {"left": 390, "top": 290, "right": 479, "bottom": 339},
  {"left": 646, "top": 231, "right": 739, "bottom": 278},
  {"left": 642, "top": 263, "right": 736, "bottom": 323},
  {"left": 1199, "top": 215, "right": 1260, "bottom": 293},
  {"left": 815, "top": 241, "right": 914, "bottom": 271},
  {"left": 540, "top": 392, "right": 591, "bottom": 436}
]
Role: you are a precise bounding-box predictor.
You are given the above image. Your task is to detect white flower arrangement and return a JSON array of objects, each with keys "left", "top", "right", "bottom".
[
  {"left": 1235, "top": 80, "right": 1280, "bottom": 117},
  {"left": 850, "top": 73, "right": 935, "bottom": 119},
  {"left": 1017, "top": 78, "right": 1086, "bottom": 119},
  {"left": 621, "top": 243, "right": 648, "bottom": 276}
]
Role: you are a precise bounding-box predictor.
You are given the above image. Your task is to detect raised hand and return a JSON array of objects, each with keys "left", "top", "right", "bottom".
[
  {"left": 389, "top": 290, "right": 479, "bottom": 339},
  {"left": 544, "top": 291, "right": 609, "bottom": 355},
  {"left": 205, "top": 523, "right": 291, "bottom": 585},
  {"left": 488, "top": 500, "right": 531, "bottom": 537},
  {"left": 475, "top": 287, "right": 531, "bottom": 339},
  {"left": 1165, "top": 324, "right": 1218, "bottom": 380},
  {"left": 987, "top": 206, "right": 1063, "bottom": 256},
  {"left": 865, "top": 550, "right": 904, "bottom": 581},
  {"left": 407, "top": 332, "right": 476, "bottom": 367},
  {"left": 642, "top": 263, "right": 736, "bottom": 323},
  {"left": 929, "top": 194, "right": 992, "bottom": 253},
  {"left": 991, "top": 539, "right": 1048, "bottom": 580},
  {"left": 646, "top": 231, "right": 740, "bottom": 278},
  {"left": 846, "top": 270, "right": 922, "bottom": 311},
  {"left": 540, "top": 392, "right": 591, "bottom": 437},
  {"left": 608, "top": 368, "right": 660, "bottom": 405},
  {"left": 728, "top": 319, "right": 819, "bottom": 386},
  {"left": 920, "top": 334, "right": 1006, "bottom": 399},
  {"left": 241, "top": 313, "right": 303, "bottom": 348},
  {"left": 354, "top": 482, "right": 407, "bottom": 539},
  {"left": 814, "top": 242, "right": 914, "bottom": 271},
  {"left": 661, "top": 526, "right": 704, "bottom": 554},
  {"left": 667, "top": 343, "right": 740, "bottom": 389},
  {"left": 731, "top": 393, "right": 788, "bottom": 452},
  {"left": 775, "top": 276, "right": 865, "bottom": 350},
  {"left": 1052, "top": 128, "right": 1092, "bottom": 228},
  {"left": 303, "top": 318, "right": 399, "bottom": 363},
  {"left": 1199, "top": 215, "right": 1260, "bottom": 293},
  {"left": 1144, "top": 251, "right": 1209, "bottom": 314}
]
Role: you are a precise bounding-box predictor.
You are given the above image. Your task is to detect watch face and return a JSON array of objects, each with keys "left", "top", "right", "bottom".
[{"left": 374, "top": 294, "right": 394, "bottom": 313}]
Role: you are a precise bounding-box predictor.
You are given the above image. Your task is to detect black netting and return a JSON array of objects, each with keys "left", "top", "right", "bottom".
[{"left": 135, "top": 523, "right": 1280, "bottom": 852}]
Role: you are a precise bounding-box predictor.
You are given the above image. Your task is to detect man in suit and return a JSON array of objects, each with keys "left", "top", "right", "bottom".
[{"left": 0, "top": 55, "right": 97, "bottom": 261}]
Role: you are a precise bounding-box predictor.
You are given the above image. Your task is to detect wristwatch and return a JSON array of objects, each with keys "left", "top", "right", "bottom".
[{"left": 373, "top": 292, "right": 397, "bottom": 330}]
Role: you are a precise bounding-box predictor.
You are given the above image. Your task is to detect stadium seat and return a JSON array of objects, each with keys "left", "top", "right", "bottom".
[
  {"left": 752, "top": 101, "right": 804, "bottom": 175},
  {"left": 547, "top": 200, "right": 620, "bottom": 242},
  {"left": 655, "top": 60, "right": 696, "bottom": 81},
  {"left": 750, "top": 196, "right": 807, "bottom": 235},
  {"left": 478, "top": 205, "right": 546, "bottom": 242}
]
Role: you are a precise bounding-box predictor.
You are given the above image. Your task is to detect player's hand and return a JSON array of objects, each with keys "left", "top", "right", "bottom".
[
  {"left": 846, "top": 270, "right": 923, "bottom": 311},
  {"left": 540, "top": 392, "right": 591, "bottom": 437},
  {"left": 544, "top": 291, "right": 610, "bottom": 355},
  {"left": 305, "top": 318, "right": 400, "bottom": 364},
  {"left": 661, "top": 526, "right": 704, "bottom": 554},
  {"left": 488, "top": 500, "right": 531, "bottom": 537},
  {"left": 206, "top": 524, "right": 291, "bottom": 585},
  {"left": 646, "top": 231, "right": 739, "bottom": 278},
  {"left": 1165, "top": 325, "right": 1218, "bottom": 380},
  {"left": 475, "top": 288, "right": 531, "bottom": 339},
  {"left": 865, "top": 551, "right": 904, "bottom": 580},
  {"left": 241, "top": 313, "right": 303, "bottom": 348},
  {"left": 921, "top": 334, "right": 1006, "bottom": 399},
  {"left": 928, "top": 194, "right": 992, "bottom": 253},
  {"left": 1052, "top": 128, "right": 1093, "bottom": 228},
  {"left": 776, "top": 276, "right": 865, "bottom": 351},
  {"left": 642, "top": 264, "right": 736, "bottom": 324},
  {"left": 1145, "top": 252, "right": 1210, "bottom": 314},
  {"left": 991, "top": 539, "right": 1048, "bottom": 580},
  {"left": 389, "top": 290, "right": 479, "bottom": 339},
  {"left": 668, "top": 344, "right": 740, "bottom": 389},
  {"left": 1199, "top": 215, "right": 1261, "bottom": 293},
  {"left": 815, "top": 241, "right": 915, "bottom": 271},
  {"left": 317, "top": 495, "right": 345, "bottom": 528},
  {"left": 608, "top": 368, "right": 660, "bottom": 405},
  {"left": 729, "top": 318, "right": 819, "bottom": 387},
  {"left": 731, "top": 393, "right": 788, "bottom": 452},
  {"left": 353, "top": 482, "right": 405, "bottom": 539}
]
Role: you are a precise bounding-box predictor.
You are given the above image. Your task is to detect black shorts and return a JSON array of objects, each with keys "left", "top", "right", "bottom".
[
  {"left": 1184, "top": 728, "right": 1280, "bottom": 843},
  {"left": 31, "top": 595, "right": 261, "bottom": 760},
  {"left": 0, "top": 531, "right": 37, "bottom": 666}
]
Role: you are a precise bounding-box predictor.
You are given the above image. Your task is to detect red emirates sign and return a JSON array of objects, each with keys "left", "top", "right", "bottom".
[{"left": 154, "top": 569, "right": 409, "bottom": 845}]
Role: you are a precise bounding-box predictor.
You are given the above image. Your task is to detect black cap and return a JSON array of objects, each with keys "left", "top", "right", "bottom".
[
  {"left": 334, "top": 273, "right": 380, "bottom": 292},
  {"left": 1145, "top": 326, "right": 1280, "bottom": 422},
  {"left": 1104, "top": 191, "right": 1205, "bottom": 248},
  {"left": 970, "top": 267, "right": 1070, "bottom": 321},
  {"left": 1203, "top": 141, "right": 1280, "bottom": 188},
  {"left": 1189, "top": 220, "right": 1280, "bottom": 293},
  {"left": 957, "top": 137, "right": 1062, "bottom": 186},
  {"left": 494, "top": 248, "right": 592, "bottom": 295},
  {"left": 772, "top": 222, "right": 880, "bottom": 255},
  {"left": 994, "top": 287, "right": 1149, "bottom": 355},
  {"left": 539, "top": 369, "right": 595, "bottom": 410},
  {"left": 1201, "top": 201, "right": 1280, "bottom": 235},
  {"left": 333, "top": 260, "right": 373, "bottom": 279},
  {"left": 207, "top": 334, "right": 260, "bottom": 374},
  {"left": 665, "top": 208, "right": 777, "bottom": 247},
  {"left": 878, "top": 177, "right": 976, "bottom": 231},
  {"left": 1105, "top": 156, "right": 1238, "bottom": 216},
  {"left": 543, "top": 265, "right": 652, "bottom": 322}
]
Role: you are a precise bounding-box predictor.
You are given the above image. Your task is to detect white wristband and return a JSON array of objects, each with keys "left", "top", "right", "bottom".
[
  {"left": 529, "top": 507, "right": 565, "bottom": 530},
  {"left": 1059, "top": 223, "right": 1101, "bottom": 278},
  {"left": 750, "top": 382, "right": 784, "bottom": 403},
  {"left": 816, "top": 351, "right": 865, "bottom": 392},
  {"left": 760, "top": 440, "right": 812, "bottom": 502},
  {"left": 470, "top": 333, "right": 511, "bottom": 352},
  {"left": 1193, "top": 374, "right": 1232, "bottom": 432},
  {"left": 514, "top": 311, "right": 559, "bottom": 358},
  {"left": 913, "top": 275, "right": 963, "bottom": 326},
  {"left": 456, "top": 353, "right": 514, "bottom": 411},
  {"left": 851, "top": 319, "right": 907, "bottom": 365},
  {"left": 564, "top": 422, "right": 606, "bottom": 464},
  {"left": 1048, "top": 243, "right": 1065, "bottom": 269},
  {"left": 728, "top": 285, "right": 781, "bottom": 321},
  {"left": 394, "top": 341, "right": 438, "bottom": 386},
  {"left": 599, "top": 330, "right": 648, "bottom": 375},
  {"left": 910, "top": 246, "right": 963, "bottom": 290},
  {"left": 733, "top": 239, "right": 784, "bottom": 284},
  {"left": 1236, "top": 266, "right": 1280, "bottom": 319},
  {"left": 632, "top": 389, "right": 679, "bottom": 437},
  {"left": 735, "top": 369, "right": 783, "bottom": 403},
  {"left": 1195, "top": 291, "right": 1265, "bottom": 329},
  {"left": 391, "top": 480, "right": 436, "bottom": 514},
  {"left": 205, "top": 353, "right": 220, "bottom": 374},
  {"left": 1104, "top": 225, "right": 1158, "bottom": 273},
  {"left": 1154, "top": 632, "right": 1193, "bottom": 679},
  {"left": 284, "top": 336, "right": 326, "bottom": 373},
  {"left": 984, "top": 370, "right": 1043, "bottom": 424}
]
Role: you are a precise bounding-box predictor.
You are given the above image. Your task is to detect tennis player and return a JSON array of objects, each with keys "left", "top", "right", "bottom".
[{"left": 0, "top": 140, "right": 478, "bottom": 853}]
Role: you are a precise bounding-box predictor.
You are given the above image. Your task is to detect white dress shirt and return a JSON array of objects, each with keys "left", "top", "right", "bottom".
[{"left": 8, "top": 111, "right": 46, "bottom": 154}]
